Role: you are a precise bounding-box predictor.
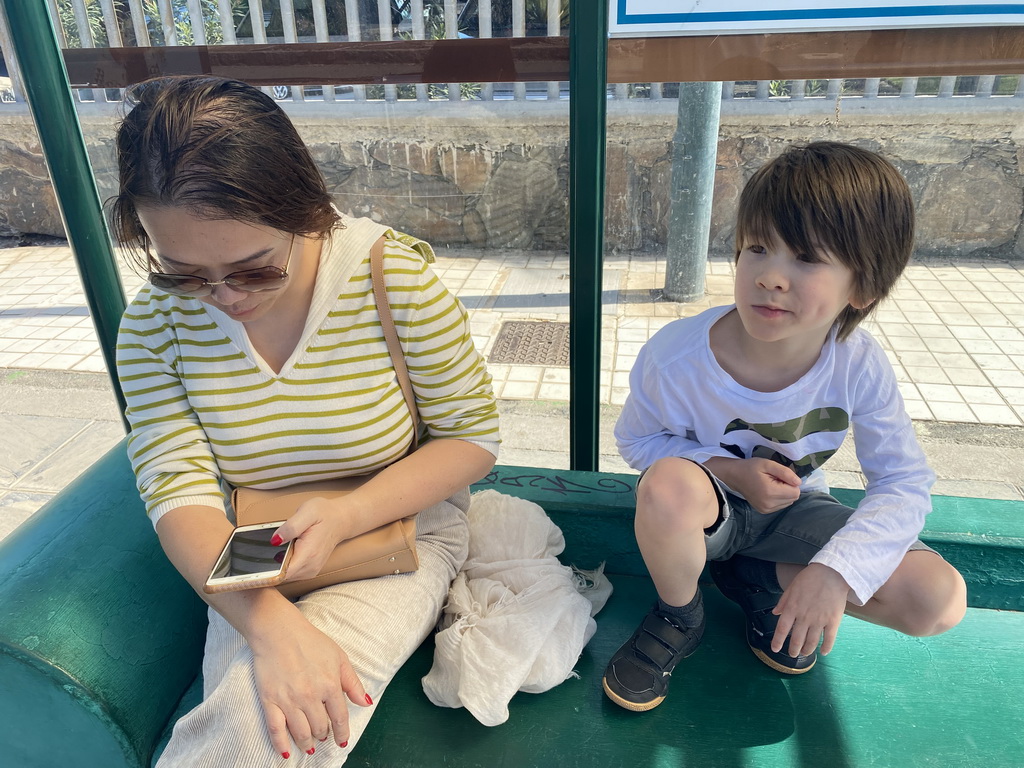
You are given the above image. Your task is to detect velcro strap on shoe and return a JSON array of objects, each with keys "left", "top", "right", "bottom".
[
  {"left": 742, "top": 588, "right": 779, "bottom": 615},
  {"left": 633, "top": 613, "right": 694, "bottom": 670},
  {"left": 749, "top": 607, "right": 782, "bottom": 638}
]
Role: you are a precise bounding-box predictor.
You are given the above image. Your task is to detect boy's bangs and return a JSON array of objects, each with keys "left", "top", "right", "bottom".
[{"left": 737, "top": 184, "right": 820, "bottom": 260}]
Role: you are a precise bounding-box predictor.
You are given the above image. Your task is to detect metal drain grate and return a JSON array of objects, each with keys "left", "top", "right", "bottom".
[{"left": 488, "top": 321, "right": 570, "bottom": 367}]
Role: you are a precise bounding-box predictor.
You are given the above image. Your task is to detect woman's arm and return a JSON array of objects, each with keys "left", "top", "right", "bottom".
[
  {"left": 274, "top": 438, "right": 495, "bottom": 581},
  {"left": 156, "top": 505, "right": 370, "bottom": 758}
]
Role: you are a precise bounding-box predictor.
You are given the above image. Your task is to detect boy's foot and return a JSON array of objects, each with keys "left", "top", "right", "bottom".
[
  {"left": 602, "top": 606, "right": 704, "bottom": 712},
  {"left": 709, "top": 556, "right": 816, "bottom": 675}
]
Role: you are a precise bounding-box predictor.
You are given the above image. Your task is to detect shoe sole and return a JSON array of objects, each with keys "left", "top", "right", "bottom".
[
  {"left": 751, "top": 644, "right": 816, "bottom": 675},
  {"left": 601, "top": 677, "right": 666, "bottom": 712}
]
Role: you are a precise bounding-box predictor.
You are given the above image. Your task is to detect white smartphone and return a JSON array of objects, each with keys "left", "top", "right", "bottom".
[{"left": 203, "top": 521, "right": 294, "bottom": 594}]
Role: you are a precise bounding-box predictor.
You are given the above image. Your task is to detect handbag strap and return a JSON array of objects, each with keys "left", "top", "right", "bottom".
[{"left": 369, "top": 235, "right": 420, "bottom": 450}]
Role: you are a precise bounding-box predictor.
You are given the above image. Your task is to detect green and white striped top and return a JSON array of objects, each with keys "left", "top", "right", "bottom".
[{"left": 116, "top": 216, "right": 500, "bottom": 527}]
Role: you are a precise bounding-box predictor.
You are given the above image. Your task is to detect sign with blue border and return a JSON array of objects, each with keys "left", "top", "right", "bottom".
[{"left": 610, "top": 1, "right": 1024, "bottom": 37}]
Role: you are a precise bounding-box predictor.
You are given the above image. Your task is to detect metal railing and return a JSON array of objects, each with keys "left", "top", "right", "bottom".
[{"left": 1, "top": 1, "right": 1022, "bottom": 105}]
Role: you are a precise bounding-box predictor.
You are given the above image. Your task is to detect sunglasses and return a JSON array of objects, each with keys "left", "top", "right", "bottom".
[{"left": 147, "top": 236, "right": 295, "bottom": 298}]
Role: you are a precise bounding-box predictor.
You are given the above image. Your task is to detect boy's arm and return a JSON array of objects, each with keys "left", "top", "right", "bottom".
[
  {"left": 809, "top": 353, "right": 933, "bottom": 606},
  {"left": 615, "top": 344, "right": 738, "bottom": 471}
]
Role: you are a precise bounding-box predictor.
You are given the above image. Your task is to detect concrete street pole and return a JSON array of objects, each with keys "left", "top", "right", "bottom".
[{"left": 664, "top": 80, "right": 722, "bottom": 302}]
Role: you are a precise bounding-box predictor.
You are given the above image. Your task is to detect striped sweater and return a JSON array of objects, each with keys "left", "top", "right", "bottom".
[{"left": 116, "top": 216, "right": 500, "bottom": 527}]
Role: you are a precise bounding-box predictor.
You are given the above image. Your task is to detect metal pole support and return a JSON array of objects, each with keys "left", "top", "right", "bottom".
[
  {"left": 568, "top": 0, "right": 608, "bottom": 472},
  {"left": 664, "top": 80, "right": 722, "bottom": 303}
]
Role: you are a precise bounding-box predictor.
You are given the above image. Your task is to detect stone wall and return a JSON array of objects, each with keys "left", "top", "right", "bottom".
[{"left": 2, "top": 98, "right": 1023, "bottom": 259}]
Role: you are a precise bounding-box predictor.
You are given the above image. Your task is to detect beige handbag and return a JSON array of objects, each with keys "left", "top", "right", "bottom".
[{"left": 232, "top": 235, "right": 420, "bottom": 600}]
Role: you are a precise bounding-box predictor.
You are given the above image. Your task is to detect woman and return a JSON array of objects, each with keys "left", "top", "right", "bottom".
[{"left": 111, "top": 75, "right": 500, "bottom": 765}]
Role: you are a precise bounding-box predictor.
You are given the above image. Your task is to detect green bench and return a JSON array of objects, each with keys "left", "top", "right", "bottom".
[{"left": 1, "top": 440, "right": 1022, "bottom": 767}]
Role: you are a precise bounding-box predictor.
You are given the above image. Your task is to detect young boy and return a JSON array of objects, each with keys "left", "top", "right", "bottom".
[{"left": 603, "top": 141, "right": 967, "bottom": 712}]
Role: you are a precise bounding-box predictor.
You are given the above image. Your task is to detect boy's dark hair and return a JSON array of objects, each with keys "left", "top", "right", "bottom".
[
  {"left": 108, "top": 75, "right": 340, "bottom": 270},
  {"left": 735, "top": 141, "right": 914, "bottom": 340}
]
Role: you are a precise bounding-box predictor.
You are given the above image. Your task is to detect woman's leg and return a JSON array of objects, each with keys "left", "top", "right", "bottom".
[{"left": 157, "top": 490, "right": 470, "bottom": 768}]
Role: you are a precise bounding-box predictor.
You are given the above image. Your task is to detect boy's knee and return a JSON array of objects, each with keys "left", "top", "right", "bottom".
[
  {"left": 899, "top": 564, "right": 968, "bottom": 637},
  {"left": 636, "top": 458, "right": 718, "bottom": 532},
  {"left": 927, "top": 567, "right": 967, "bottom": 636}
]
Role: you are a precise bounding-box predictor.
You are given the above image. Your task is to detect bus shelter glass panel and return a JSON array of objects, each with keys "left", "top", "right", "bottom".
[{"left": 600, "top": 49, "right": 1024, "bottom": 483}]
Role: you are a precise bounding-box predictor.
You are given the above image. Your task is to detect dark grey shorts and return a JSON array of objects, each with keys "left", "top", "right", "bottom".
[{"left": 641, "top": 461, "right": 937, "bottom": 565}]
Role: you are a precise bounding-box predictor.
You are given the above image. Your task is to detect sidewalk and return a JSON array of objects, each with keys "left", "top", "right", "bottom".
[{"left": 2, "top": 242, "right": 1023, "bottom": 540}]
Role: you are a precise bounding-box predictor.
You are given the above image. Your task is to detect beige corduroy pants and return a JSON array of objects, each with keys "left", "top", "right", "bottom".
[{"left": 156, "top": 489, "right": 470, "bottom": 767}]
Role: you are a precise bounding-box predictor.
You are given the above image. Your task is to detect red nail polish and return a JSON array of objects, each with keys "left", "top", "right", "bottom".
[
  {"left": 281, "top": 752, "right": 290, "bottom": 760},
  {"left": 306, "top": 747, "right": 316, "bottom": 756},
  {"left": 365, "top": 693, "right": 373, "bottom": 705},
  {"left": 319, "top": 737, "right": 328, "bottom": 742},
  {"left": 270, "top": 534, "right": 283, "bottom": 547},
  {"left": 339, "top": 741, "right": 348, "bottom": 748}
]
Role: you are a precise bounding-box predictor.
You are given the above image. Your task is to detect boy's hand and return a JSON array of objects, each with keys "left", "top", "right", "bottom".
[
  {"left": 772, "top": 563, "right": 849, "bottom": 657},
  {"left": 703, "top": 457, "right": 801, "bottom": 514}
]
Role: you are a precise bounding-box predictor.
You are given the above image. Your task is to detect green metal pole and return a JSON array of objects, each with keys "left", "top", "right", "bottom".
[
  {"left": 568, "top": 0, "right": 607, "bottom": 472},
  {"left": 1, "top": 0, "right": 128, "bottom": 421}
]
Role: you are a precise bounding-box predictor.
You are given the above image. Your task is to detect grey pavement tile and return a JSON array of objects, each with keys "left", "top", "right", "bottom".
[
  {"left": 0, "top": 490, "right": 54, "bottom": 542},
  {"left": 906, "top": 366, "right": 950, "bottom": 385},
  {"left": 931, "top": 352, "right": 975, "bottom": 368},
  {"left": 955, "top": 385, "right": 1004, "bottom": 405},
  {"left": 0, "top": 414, "right": 89, "bottom": 488},
  {"left": 888, "top": 335, "right": 929, "bottom": 352},
  {"left": 956, "top": 338, "right": 1002, "bottom": 355},
  {"left": 948, "top": 325, "right": 990, "bottom": 340},
  {"left": 0, "top": 371, "right": 124, "bottom": 422},
  {"left": 924, "top": 337, "right": 970, "bottom": 355},
  {"left": 931, "top": 479, "right": 1023, "bottom": 501},
  {"left": 904, "top": 399, "right": 933, "bottom": 420},
  {"left": 824, "top": 469, "right": 865, "bottom": 490},
  {"left": 894, "top": 351, "right": 939, "bottom": 368},
  {"left": 970, "top": 404, "right": 1022, "bottom": 426},
  {"left": 1002, "top": 387, "right": 1024, "bottom": 406},
  {"left": 16, "top": 421, "right": 126, "bottom": 493},
  {"left": 917, "top": 383, "right": 963, "bottom": 403},
  {"left": 928, "top": 402, "right": 978, "bottom": 423},
  {"left": 984, "top": 370, "right": 1024, "bottom": 388},
  {"left": 926, "top": 443, "right": 1024, "bottom": 486}
]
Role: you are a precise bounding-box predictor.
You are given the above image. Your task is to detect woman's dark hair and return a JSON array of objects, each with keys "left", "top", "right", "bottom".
[
  {"left": 735, "top": 141, "right": 915, "bottom": 341},
  {"left": 108, "top": 75, "right": 340, "bottom": 268}
]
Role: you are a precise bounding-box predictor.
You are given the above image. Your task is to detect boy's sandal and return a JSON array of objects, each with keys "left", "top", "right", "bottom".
[
  {"left": 602, "top": 606, "right": 704, "bottom": 712},
  {"left": 710, "top": 557, "right": 817, "bottom": 675}
]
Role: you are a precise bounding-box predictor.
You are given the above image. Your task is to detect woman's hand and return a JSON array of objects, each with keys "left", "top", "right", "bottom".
[
  {"left": 703, "top": 457, "right": 801, "bottom": 514},
  {"left": 271, "top": 497, "right": 348, "bottom": 583},
  {"left": 250, "top": 614, "right": 371, "bottom": 758},
  {"left": 154, "top": 505, "right": 370, "bottom": 756}
]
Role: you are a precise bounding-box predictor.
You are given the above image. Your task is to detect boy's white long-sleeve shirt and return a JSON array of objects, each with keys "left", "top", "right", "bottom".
[{"left": 615, "top": 304, "right": 934, "bottom": 605}]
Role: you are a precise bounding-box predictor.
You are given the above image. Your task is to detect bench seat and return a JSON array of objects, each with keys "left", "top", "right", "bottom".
[
  {"left": 1, "top": 441, "right": 1021, "bottom": 767},
  {"left": 354, "top": 576, "right": 1024, "bottom": 768},
  {"left": 161, "top": 576, "right": 1024, "bottom": 768}
]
